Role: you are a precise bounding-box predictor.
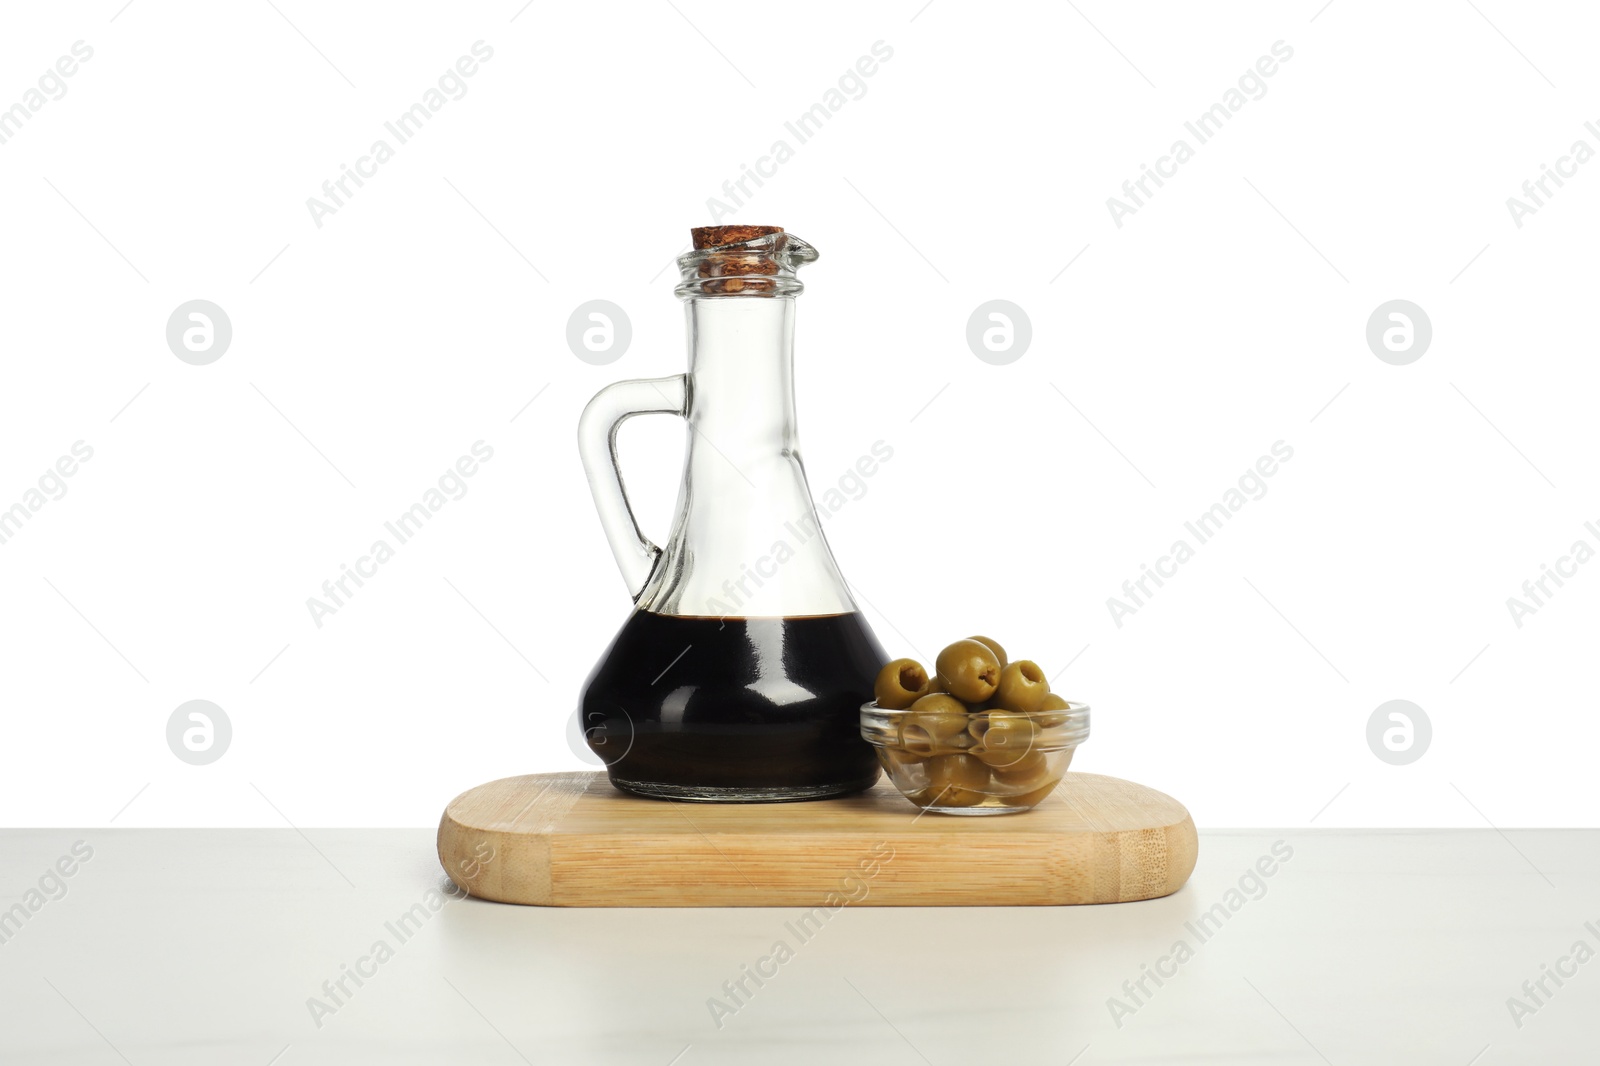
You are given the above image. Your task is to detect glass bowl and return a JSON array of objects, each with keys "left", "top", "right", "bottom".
[{"left": 860, "top": 700, "right": 1090, "bottom": 815}]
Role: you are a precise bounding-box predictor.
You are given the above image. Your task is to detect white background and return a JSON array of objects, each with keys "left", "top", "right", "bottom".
[{"left": 2, "top": 0, "right": 1595, "bottom": 828}]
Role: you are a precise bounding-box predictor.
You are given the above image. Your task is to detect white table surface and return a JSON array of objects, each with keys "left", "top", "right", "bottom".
[{"left": 0, "top": 828, "right": 1594, "bottom": 1064}]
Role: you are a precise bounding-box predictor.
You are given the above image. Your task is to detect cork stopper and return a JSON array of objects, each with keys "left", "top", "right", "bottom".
[
  {"left": 691, "top": 224, "right": 783, "bottom": 250},
  {"left": 675, "top": 226, "right": 816, "bottom": 298},
  {"left": 688, "top": 225, "right": 788, "bottom": 295}
]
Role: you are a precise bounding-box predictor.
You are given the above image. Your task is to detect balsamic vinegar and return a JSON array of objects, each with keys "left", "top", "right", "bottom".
[{"left": 579, "top": 611, "right": 885, "bottom": 801}]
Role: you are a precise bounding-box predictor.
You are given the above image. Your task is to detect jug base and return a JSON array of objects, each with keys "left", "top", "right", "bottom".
[{"left": 608, "top": 774, "right": 877, "bottom": 804}]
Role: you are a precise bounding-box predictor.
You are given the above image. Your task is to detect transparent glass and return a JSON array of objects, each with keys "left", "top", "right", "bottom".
[
  {"left": 575, "top": 232, "right": 886, "bottom": 802},
  {"left": 860, "top": 702, "right": 1091, "bottom": 815}
]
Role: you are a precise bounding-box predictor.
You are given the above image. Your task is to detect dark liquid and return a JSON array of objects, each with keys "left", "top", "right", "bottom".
[{"left": 578, "top": 611, "right": 887, "bottom": 801}]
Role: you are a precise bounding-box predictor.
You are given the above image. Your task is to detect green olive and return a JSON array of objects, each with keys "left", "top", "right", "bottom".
[
  {"left": 1036, "top": 692, "right": 1070, "bottom": 728},
  {"left": 970, "top": 710, "right": 1040, "bottom": 768},
  {"left": 989, "top": 749, "right": 1050, "bottom": 785},
  {"left": 900, "top": 693, "right": 973, "bottom": 755},
  {"left": 927, "top": 751, "right": 990, "bottom": 790},
  {"left": 919, "top": 753, "right": 991, "bottom": 807},
  {"left": 877, "top": 747, "right": 924, "bottom": 775},
  {"left": 874, "top": 658, "right": 933, "bottom": 710},
  {"left": 910, "top": 785, "right": 986, "bottom": 808},
  {"left": 909, "top": 693, "right": 968, "bottom": 716},
  {"left": 992, "top": 659, "right": 1050, "bottom": 713},
  {"left": 1010, "top": 781, "right": 1061, "bottom": 808},
  {"left": 967, "top": 635, "right": 1008, "bottom": 668},
  {"left": 934, "top": 639, "right": 1001, "bottom": 703}
]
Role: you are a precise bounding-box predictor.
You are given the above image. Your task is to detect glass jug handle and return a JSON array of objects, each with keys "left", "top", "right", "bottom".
[{"left": 577, "top": 374, "right": 688, "bottom": 600}]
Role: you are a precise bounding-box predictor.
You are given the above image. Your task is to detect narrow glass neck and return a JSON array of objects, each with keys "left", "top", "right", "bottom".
[
  {"left": 637, "top": 292, "right": 855, "bottom": 618},
  {"left": 684, "top": 297, "right": 797, "bottom": 451}
]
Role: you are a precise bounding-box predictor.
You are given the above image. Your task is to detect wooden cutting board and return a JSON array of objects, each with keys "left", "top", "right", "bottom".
[{"left": 437, "top": 771, "right": 1196, "bottom": 907}]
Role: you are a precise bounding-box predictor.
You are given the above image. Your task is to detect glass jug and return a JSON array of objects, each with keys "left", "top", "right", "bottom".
[{"left": 576, "top": 226, "right": 887, "bottom": 802}]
